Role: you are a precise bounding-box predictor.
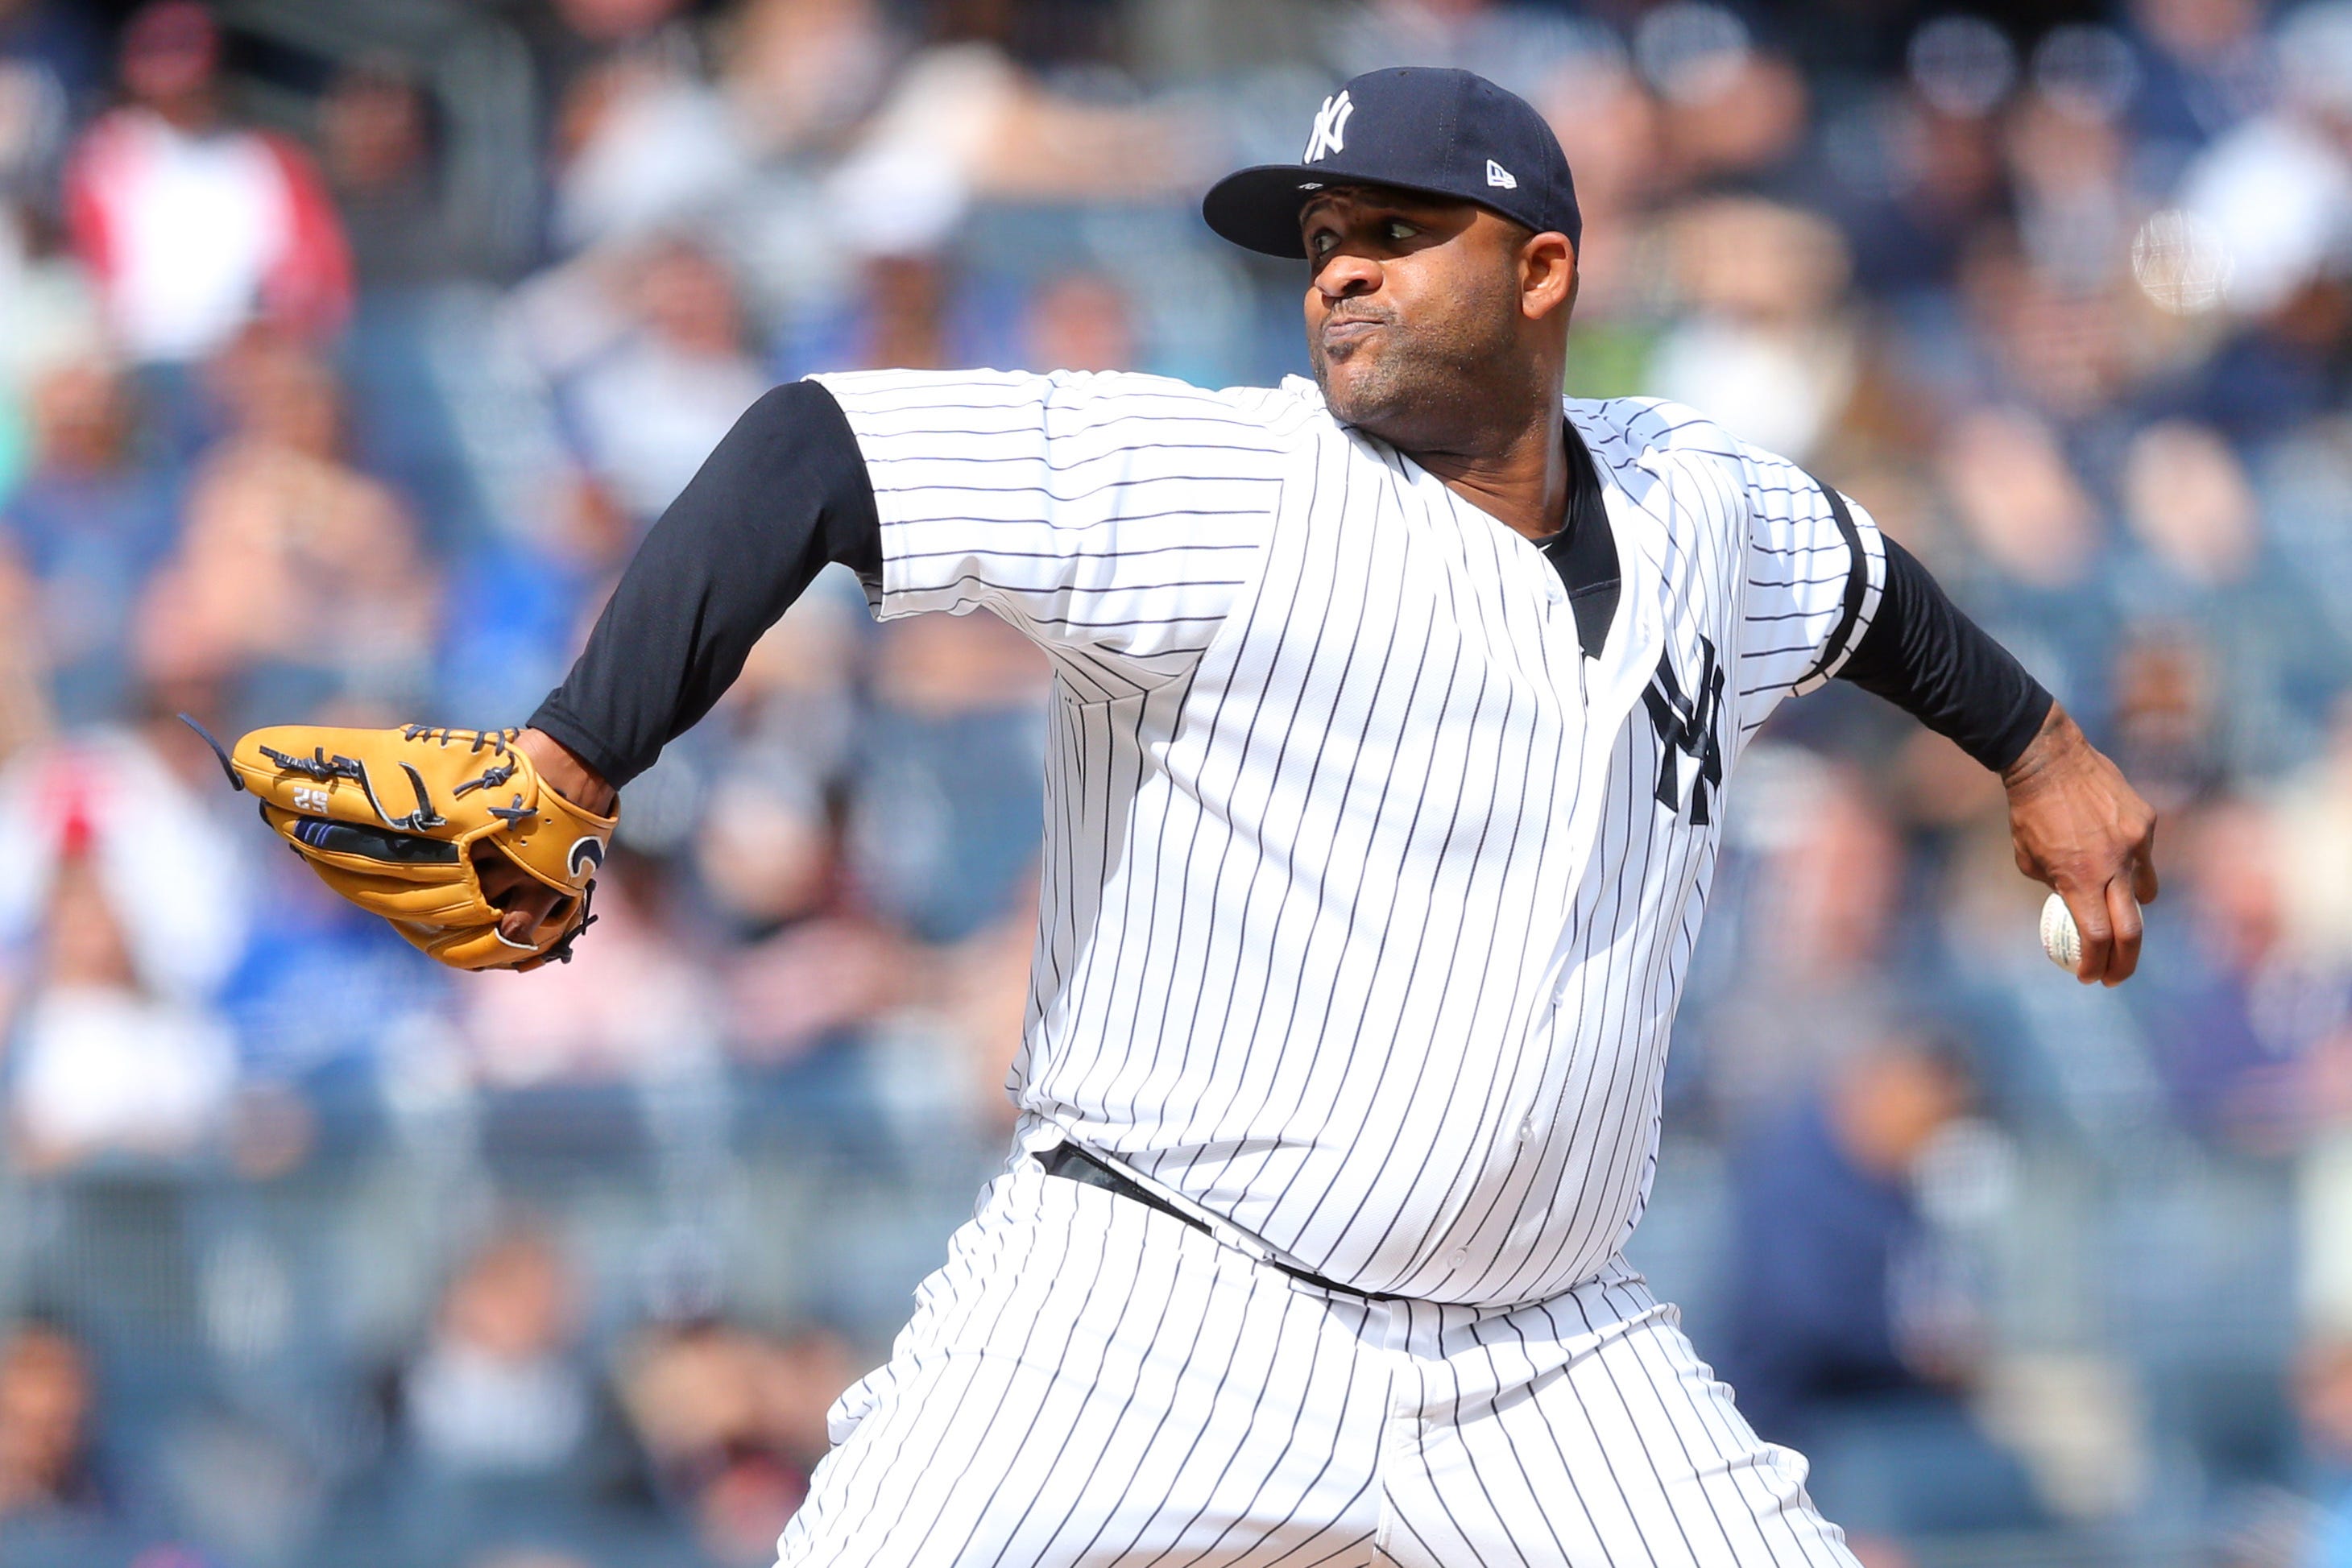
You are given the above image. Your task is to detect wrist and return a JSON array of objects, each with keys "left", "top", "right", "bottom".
[
  {"left": 518, "top": 727, "right": 618, "bottom": 817},
  {"left": 1999, "top": 702, "right": 2081, "bottom": 793}
]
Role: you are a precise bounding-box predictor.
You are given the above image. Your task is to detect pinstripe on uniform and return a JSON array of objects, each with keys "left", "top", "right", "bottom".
[{"left": 783, "top": 368, "right": 1886, "bottom": 1566}]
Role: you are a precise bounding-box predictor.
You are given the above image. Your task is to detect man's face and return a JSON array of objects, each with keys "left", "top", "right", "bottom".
[{"left": 1300, "top": 186, "right": 1555, "bottom": 449}]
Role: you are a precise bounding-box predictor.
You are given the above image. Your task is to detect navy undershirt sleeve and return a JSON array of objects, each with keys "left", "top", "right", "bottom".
[
  {"left": 528, "top": 381, "right": 881, "bottom": 788},
  {"left": 1833, "top": 532, "right": 2053, "bottom": 772}
]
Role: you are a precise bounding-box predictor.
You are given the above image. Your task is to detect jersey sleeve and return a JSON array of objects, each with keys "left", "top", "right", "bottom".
[
  {"left": 810, "top": 368, "right": 1296, "bottom": 701},
  {"left": 1731, "top": 439, "right": 1887, "bottom": 734}
]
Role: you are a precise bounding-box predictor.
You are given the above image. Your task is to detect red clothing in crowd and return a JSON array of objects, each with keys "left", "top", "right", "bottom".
[{"left": 64, "top": 104, "right": 351, "bottom": 362}]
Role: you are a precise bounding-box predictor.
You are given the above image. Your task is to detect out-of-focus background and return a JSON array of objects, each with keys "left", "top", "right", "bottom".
[{"left": 0, "top": 0, "right": 2343, "bottom": 1563}]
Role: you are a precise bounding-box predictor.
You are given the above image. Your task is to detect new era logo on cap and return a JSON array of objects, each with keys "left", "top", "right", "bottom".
[{"left": 1203, "top": 68, "right": 1583, "bottom": 260}]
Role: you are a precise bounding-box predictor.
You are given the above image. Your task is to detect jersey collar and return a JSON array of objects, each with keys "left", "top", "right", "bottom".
[{"left": 1536, "top": 417, "right": 1619, "bottom": 659}]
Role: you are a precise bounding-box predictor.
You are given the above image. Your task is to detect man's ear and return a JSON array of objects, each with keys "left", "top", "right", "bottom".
[{"left": 1522, "top": 232, "right": 1578, "bottom": 323}]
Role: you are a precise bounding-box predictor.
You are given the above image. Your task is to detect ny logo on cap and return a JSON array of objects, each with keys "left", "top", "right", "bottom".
[
  {"left": 1486, "top": 159, "right": 1517, "bottom": 189},
  {"left": 1303, "top": 90, "right": 1354, "bottom": 163}
]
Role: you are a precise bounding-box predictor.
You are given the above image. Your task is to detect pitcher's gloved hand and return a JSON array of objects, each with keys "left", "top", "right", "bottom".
[{"left": 188, "top": 718, "right": 619, "bottom": 972}]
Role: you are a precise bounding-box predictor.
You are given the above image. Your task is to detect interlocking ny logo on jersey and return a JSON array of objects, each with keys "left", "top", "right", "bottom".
[
  {"left": 1303, "top": 91, "right": 1354, "bottom": 163},
  {"left": 1643, "top": 635, "right": 1725, "bottom": 825}
]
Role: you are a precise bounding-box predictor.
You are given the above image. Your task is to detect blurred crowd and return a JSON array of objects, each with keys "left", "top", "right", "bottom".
[{"left": 0, "top": 0, "right": 2345, "bottom": 1562}]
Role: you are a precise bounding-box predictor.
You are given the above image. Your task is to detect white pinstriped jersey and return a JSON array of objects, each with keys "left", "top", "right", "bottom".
[{"left": 814, "top": 369, "right": 1885, "bottom": 1309}]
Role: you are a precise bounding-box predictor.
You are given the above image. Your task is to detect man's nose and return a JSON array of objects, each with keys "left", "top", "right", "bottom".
[{"left": 1312, "top": 251, "right": 1382, "bottom": 301}]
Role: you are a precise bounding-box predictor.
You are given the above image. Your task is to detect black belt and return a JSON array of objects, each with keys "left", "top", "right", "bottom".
[{"left": 1038, "top": 1141, "right": 1406, "bottom": 1302}]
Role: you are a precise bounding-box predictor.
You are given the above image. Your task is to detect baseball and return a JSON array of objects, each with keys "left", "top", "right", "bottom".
[{"left": 2039, "top": 892, "right": 2081, "bottom": 970}]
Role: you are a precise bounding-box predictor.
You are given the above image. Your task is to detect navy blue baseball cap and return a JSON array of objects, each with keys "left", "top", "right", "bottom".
[{"left": 1203, "top": 68, "right": 1582, "bottom": 259}]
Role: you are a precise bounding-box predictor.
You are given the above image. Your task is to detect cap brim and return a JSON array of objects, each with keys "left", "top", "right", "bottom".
[{"left": 1201, "top": 163, "right": 1489, "bottom": 259}]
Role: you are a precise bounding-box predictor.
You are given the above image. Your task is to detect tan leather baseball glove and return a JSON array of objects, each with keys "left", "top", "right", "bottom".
[{"left": 187, "top": 718, "right": 617, "bottom": 971}]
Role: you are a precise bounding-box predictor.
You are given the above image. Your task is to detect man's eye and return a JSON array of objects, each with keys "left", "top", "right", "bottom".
[
  {"left": 1310, "top": 230, "right": 1335, "bottom": 256},
  {"left": 1385, "top": 220, "right": 1418, "bottom": 242}
]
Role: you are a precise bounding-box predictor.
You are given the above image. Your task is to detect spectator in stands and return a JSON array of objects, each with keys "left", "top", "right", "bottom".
[
  {"left": 566, "top": 238, "right": 768, "bottom": 526},
  {"left": 0, "top": 730, "right": 244, "bottom": 1169},
  {"left": 2003, "top": 77, "right": 2139, "bottom": 302},
  {"left": 2105, "top": 622, "right": 2225, "bottom": 814},
  {"left": 0, "top": 1322, "right": 101, "bottom": 1524},
  {"left": 1649, "top": 196, "right": 1858, "bottom": 465},
  {"left": 62, "top": 2, "right": 350, "bottom": 366},
  {"left": 456, "top": 852, "right": 723, "bottom": 1087},
  {"left": 848, "top": 612, "right": 1046, "bottom": 946},
  {"left": 2125, "top": 0, "right": 2268, "bottom": 176},
  {"left": 2135, "top": 799, "right": 2350, "bottom": 1155},
  {"left": 544, "top": 3, "right": 754, "bottom": 259},
  {"left": 1636, "top": 2, "right": 1810, "bottom": 192},
  {"left": 1716, "top": 1032, "right": 2046, "bottom": 1545},
  {"left": 320, "top": 58, "right": 499, "bottom": 291},
  {"left": 1933, "top": 405, "right": 2115, "bottom": 726},
  {"left": 1682, "top": 752, "right": 1909, "bottom": 1126},
  {"left": 1526, "top": 42, "right": 1660, "bottom": 339},
  {"left": 710, "top": 774, "right": 905, "bottom": 1064},
  {"left": 318, "top": 56, "right": 506, "bottom": 556},
  {"left": 1836, "top": 33, "right": 2011, "bottom": 305},
  {"left": 1, "top": 358, "right": 176, "bottom": 726},
  {"left": 1021, "top": 271, "right": 1137, "bottom": 374},
  {"left": 824, "top": 22, "right": 1202, "bottom": 225},
  {"left": 617, "top": 1318, "right": 854, "bottom": 1564},
  {"left": 393, "top": 1227, "right": 643, "bottom": 1496},
  {"left": 2116, "top": 419, "right": 2349, "bottom": 776},
  {"left": 2180, "top": 2, "right": 2352, "bottom": 326},
  {"left": 5, "top": 809, "right": 234, "bottom": 1167},
  {"left": 851, "top": 252, "right": 954, "bottom": 371},
  {"left": 720, "top": 0, "right": 893, "bottom": 161},
  {"left": 135, "top": 328, "right": 437, "bottom": 726},
  {"left": 2174, "top": 2, "right": 2352, "bottom": 439}
]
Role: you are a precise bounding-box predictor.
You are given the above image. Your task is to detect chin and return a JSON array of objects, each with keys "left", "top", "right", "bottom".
[
  {"left": 1324, "top": 384, "right": 1414, "bottom": 445},
  {"left": 1314, "top": 358, "right": 1390, "bottom": 431}
]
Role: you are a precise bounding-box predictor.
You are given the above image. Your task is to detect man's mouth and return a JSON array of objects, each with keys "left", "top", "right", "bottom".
[{"left": 1320, "top": 317, "right": 1386, "bottom": 350}]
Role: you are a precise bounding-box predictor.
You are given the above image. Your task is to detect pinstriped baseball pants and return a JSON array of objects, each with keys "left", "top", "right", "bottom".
[{"left": 776, "top": 1163, "right": 1860, "bottom": 1568}]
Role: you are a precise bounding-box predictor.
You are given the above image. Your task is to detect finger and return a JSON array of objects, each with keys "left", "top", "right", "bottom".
[
  {"left": 499, "top": 883, "right": 562, "bottom": 944},
  {"left": 470, "top": 844, "right": 552, "bottom": 942},
  {"left": 2101, "top": 878, "right": 2144, "bottom": 986},
  {"left": 2064, "top": 885, "right": 2111, "bottom": 986},
  {"left": 2133, "top": 826, "right": 2160, "bottom": 905}
]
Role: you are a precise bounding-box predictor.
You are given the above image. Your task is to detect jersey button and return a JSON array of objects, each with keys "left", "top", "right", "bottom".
[
  {"left": 1447, "top": 1248, "right": 1469, "bottom": 1271},
  {"left": 1518, "top": 1113, "right": 1537, "bottom": 1142}
]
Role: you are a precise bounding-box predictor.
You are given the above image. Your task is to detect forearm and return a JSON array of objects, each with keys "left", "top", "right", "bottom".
[
  {"left": 1834, "top": 534, "right": 2051, "bottom": 772},
  {"left": 528, "top": 381, "right": 880, "bottom": 790}
]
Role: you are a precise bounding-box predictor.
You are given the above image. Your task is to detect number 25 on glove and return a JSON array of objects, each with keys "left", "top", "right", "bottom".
[{"left": 185, "top": 718, "right": 617, "bottom": 972}]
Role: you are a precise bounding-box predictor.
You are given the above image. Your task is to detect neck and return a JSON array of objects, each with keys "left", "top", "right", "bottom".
[{"left": 1401, "top": 395, "right": 1570, "bottom": 543}]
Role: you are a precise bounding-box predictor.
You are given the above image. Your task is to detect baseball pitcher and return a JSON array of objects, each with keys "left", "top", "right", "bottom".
[{"left": 205, "top": 68, "right": 2157, "bottom": 1568}]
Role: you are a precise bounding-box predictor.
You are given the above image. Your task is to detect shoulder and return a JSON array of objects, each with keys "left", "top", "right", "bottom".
[
  {"left": 813, "top": 368, "right": 1322, "bottom": 449},
  {"left": 1567, "top": 395, "right": 1745, "bottom": 468},
  {"left": 66, "top": 107, "right": 157, "bottom": 180}
]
